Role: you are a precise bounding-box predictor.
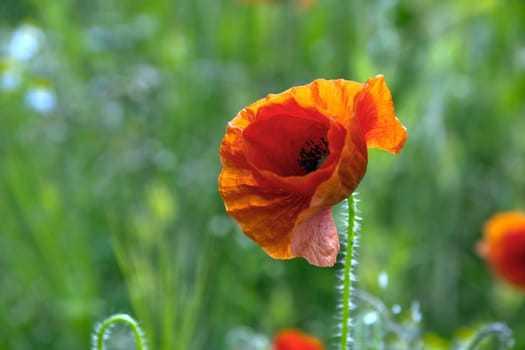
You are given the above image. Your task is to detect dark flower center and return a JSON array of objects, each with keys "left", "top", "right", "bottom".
[{"left": 297, "top": 137, "right": 330, "bottom": 174}]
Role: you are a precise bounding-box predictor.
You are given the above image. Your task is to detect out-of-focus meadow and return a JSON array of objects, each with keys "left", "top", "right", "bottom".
[{"left": 1, "top": 0, "right": 524, "bottom": 349}]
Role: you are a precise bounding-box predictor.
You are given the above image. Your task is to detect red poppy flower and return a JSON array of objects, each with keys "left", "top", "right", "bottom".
[
  {"left": 478, "top": 211, "right": 525, "bottom": 290},
  {"left": 218, "top": 75, "right": 407, "bottom": 267},
  {"left": 273, "top": 329, "right": 324, "bottom": 350}
]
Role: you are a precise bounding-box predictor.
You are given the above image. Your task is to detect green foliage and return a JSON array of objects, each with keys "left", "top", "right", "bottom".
[{"left": 1, "top": 0, "right": 524, "bottom": 349}]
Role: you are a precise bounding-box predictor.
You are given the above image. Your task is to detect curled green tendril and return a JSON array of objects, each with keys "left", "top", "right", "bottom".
[
  {"left": 466, "top": 322, "right": 514, "bottom": 350},
  {"left": 93, "top": 313, "right": 147, "bottom": 350}
]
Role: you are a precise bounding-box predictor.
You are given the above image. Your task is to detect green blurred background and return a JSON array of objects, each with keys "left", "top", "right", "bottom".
[{"left": 1, "top": 0, "right": 524, "bottom": 349}]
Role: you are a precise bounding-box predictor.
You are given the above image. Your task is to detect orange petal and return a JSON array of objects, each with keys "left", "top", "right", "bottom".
[
  {"left": 310, "top": 115, "right": 368, "bottom": 209},
  {"left": 273, "top": 329, "right": 325, "bottom": 350},
  {"left": 219, "top": 165, "right": 309, "bottom": 259},
  {"left": 289, "top": 79, "right": 363, "bottom": 126},
  {"left": 219, "top": 123, "right": 251, "bottom": 169},
  {"left": 354, "top": 75, "right": 407, "bottom": 154},
  {"left": 483, "top": 211, "right": 525, "bottom": 243}
]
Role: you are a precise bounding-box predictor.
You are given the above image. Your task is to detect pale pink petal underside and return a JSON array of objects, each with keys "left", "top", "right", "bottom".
[{"left": 290, "top": 208, "right": 339, "bottom": 267}]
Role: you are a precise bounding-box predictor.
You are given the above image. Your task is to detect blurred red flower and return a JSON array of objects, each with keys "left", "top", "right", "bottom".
[
  {"left": 239, "top": 0, "right": 315, "bottom": 10},
  {"left": 273, "top": 329, "right": 324, "bottom": 350},
  {"left": 478, "top": 211, "right": 525, "bottom": 290},
  {"left": 218, "top": 76, "right": 407, "bottom": 267}
]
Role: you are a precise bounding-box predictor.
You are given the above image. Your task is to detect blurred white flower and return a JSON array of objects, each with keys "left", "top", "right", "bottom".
[
  {"left": 1, "top": 69, "right": 21, "bottom": 90},
  {"left": 378, "top": 271, "right": 389, "bottom": 289},
  {"left": 25, "top": 86, "right": 56, "bottom": 113},
  {"left": 225, "top": 326, "right": 270, "bottom": 350},
  {"left": 8, "top": 24, "right": 45, "bottom": 62},
  {"left": 362, "top": 311, "right": 379, "bottom": 325}
]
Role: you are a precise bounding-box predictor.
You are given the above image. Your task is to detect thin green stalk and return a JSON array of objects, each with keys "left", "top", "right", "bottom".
[
  {"left": 340, "top": 194, "right": 357, "bottom": 350},
  {"left": 371, "top": 318, "right": 382, "bottom": 350},
  {"left": 93, "top": 313, "right": 147, "bottom": 350}
]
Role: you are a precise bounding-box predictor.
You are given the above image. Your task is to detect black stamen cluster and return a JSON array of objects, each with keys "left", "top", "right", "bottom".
[{"left": 297, "top": 137, "right": 329, "bottom": 173}]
